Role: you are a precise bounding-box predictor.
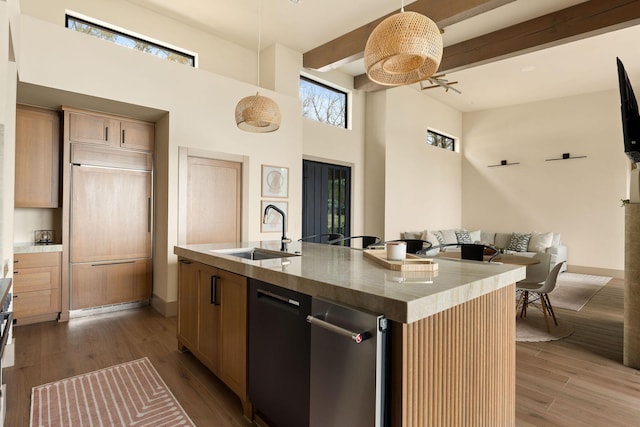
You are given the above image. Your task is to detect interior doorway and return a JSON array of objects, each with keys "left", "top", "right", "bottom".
[
  {"left": 302, "top": 160, "right": 351, "bottom": 240},
  {"left": 180, "top": 151, "right": 242, "bottom": 244}
]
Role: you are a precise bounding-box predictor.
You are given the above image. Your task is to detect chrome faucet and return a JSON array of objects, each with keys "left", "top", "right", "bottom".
[{"left": 263, "top": 204, "right": 291, "bottom": 251}]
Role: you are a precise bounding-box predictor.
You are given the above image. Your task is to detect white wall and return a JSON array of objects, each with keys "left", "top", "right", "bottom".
[
  {"left": 462, "top": 91, "right": 628, "bottom": 272},
  {"left": 383, "top": 86, "right": 463, "bottom": 240},
  {"left": 9, "top": 0, "right": 371, "bottom": 313},
  {"left": 19, "top": 0, "right": 257, "bottom": 85},
  {"left": 14, "top": 10, "right": 303, "bottom": 309}
]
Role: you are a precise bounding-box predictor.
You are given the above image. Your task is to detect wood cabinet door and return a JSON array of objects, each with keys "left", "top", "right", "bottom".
[
  {"left": 178, "top": 259, "right": 198, "bottom": 351},
  {"left": 68, "top": 111, "right": 117, "bottom": 146},
  {"left": 218, "top": 269, "right": 247, "bottom": 398},
  {"left": 15, "top": 105, "right": 60, "bottom": 208},
  {"left": 186, "top": 157, "right": 241, "bottom": 244},
  {"left": 198, "top": 263, "right": 221, "bottom": 374},
  {"left": 71, "top": 166, "right": 151, "bottom": 262},
  {"left": 120, "top": 120, "right": 154, "bottom": 151}
]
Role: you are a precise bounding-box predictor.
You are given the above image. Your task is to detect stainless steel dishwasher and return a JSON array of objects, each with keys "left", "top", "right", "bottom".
[{"left": 307, "top": 298, "right": 390, "bottom": 427}]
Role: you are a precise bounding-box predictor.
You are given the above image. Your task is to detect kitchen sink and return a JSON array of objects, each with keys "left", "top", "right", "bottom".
[{"left": 211, "top": 247, "right": 301, "bottom": 261}]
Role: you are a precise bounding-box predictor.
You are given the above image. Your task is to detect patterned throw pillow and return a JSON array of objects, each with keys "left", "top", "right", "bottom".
[
  {"left": 432, "top": 231, "right": 446, "bottom": 245},
  {"left": 507, "top": 233, "right": 532, "bottom": 252},
  {"left": 455, "top": 229, "right": 472, "bottom": 244}
]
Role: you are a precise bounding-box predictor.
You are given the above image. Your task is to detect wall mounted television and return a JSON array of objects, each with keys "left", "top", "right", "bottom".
[{"left": 617, "top": 57, "right": 640, "bottom": 163}]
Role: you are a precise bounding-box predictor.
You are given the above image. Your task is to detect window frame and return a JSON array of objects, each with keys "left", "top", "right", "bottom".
[
  {"left": 299, "top": 74, "right": 350, "bottom": 129},
  {"left": 426, "top": 128, "right": 457, "bottom": 152},
  {"left": 65, "top": 11, "right": 198, "bottom": 68}
]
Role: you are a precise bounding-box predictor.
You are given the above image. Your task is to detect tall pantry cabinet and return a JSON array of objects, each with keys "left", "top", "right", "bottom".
[{"left": 62, "top": 108, "right": 154, "bottom": 311}]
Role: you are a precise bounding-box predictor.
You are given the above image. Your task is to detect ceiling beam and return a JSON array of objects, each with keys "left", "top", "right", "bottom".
[
  {"left": 355, "top": 0, "right": 640, "bottom": 91},
  {"left": 302, "top": 0, "right": 516, "bottom": 71}
]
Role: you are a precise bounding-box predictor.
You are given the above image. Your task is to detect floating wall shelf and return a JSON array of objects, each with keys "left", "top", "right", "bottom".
[
  {"left": 545, "top": 152, "right": 587, "bottom": 161},
  {"left": 488, "top": 160, "right": 520, "bottom": 168}
]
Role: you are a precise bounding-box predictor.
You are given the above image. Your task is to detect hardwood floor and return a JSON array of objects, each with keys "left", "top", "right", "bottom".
[
  {"left": 4, "top": 277, "right": 639, "bottom": 426},
  {"left": 4, "top": 306, "right": 252, "bottom": 427}
]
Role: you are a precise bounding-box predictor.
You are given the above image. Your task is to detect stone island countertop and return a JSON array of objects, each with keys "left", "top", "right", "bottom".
[{"left": 174, "top": 241, "right": 526, "bottom": 324}]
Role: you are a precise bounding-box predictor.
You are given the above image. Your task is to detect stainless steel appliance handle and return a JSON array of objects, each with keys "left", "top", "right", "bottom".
[
  {"left": 306, "top": 315, "right": 370, "bottom": 344},
  {"left": 257, "top": 289, "right": 300, "bottom": 307}
]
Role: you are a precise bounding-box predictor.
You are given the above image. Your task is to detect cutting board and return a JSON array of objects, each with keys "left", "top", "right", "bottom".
[{"left": 363, "top": 249, "right": 438, "bottom": 271}]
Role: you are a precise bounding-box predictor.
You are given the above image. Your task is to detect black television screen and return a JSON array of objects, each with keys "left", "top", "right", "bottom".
[{"left": 617, "top": 57, "right": 640, "bottom": 163}]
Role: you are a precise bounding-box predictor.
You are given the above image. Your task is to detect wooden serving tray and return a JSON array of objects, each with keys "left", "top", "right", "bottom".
[{"left": 363, "top": 249, "right": 438, "bottom": 271}]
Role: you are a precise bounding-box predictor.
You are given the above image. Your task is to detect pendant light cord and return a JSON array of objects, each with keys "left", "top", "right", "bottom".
[
  {"left": 401, "top": 0, "right": 404, "bottom": 13},
  {"left": 257, "top": 0, "right": 261, "bottom": 89}
]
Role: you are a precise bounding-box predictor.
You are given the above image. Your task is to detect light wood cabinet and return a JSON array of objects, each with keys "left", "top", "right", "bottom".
[
  {"left": 13, "top": 252, "right": 61, "bottom": 324},
  {"left": 15, "top": 105, "right": 60, "bottom": 208},
  {"left": 71, "top": 259, "right": 151, "bottom": 310},
  {"left": 177, "top": 259, "right": 250, "bottom": 417},
  {"left": 67, "top": 110, "right": 154, "bottom": 152}
]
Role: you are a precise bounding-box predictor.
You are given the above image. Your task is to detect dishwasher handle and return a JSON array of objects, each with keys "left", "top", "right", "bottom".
[{"left": 306, "top": 314, "right": 370, "bottom": 344}]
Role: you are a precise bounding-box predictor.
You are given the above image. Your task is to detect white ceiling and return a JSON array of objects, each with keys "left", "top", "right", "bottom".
[{"left": 123, "top": 0, "right": 640, "bottom": 112}]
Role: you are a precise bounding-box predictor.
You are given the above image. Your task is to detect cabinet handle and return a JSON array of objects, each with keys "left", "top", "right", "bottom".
[
  {"left": 105, "top": 126, "right": 109, "bottom": 141},
  {"left": 122, "top": 129, "right": 126, "bottom": 144},
  {"left": 211, "top": 275, "right": 220, "bottom": 306},
  {"left": 148, "top": 198, "right": 152, "bottom": 233},
  {"left": 178, "top": 259, "right": 192, "bottom": 264}
]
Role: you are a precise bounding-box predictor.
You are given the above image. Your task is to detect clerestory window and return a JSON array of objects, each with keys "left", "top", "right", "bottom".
[
  {"left": 299, "top": 76, "right": 348, "bottom": 129},
  {"left": 427, "top": 129, "right": 456, "bottom": 151},
  {"left": 66, "top": 13, "right": 197, "bottom": 67}
]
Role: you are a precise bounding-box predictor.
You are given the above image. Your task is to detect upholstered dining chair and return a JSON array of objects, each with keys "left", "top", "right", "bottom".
[
  {"left": 516, "top": 261, "right": 565, "bottom": 333},
  {"left": 328, "top": 235, "right": 381, "bottom": 249},
  {"left": 298, "top": 233, "right": 344, "bottom": 244}
]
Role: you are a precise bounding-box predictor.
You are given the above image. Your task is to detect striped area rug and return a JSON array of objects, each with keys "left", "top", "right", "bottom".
[{"left": 30, "top": 357, "right": 194, "bottom": 427}]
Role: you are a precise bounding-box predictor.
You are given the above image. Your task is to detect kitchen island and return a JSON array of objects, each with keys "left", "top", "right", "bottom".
[{"left": 174, "top": 241, "right": 525, "bottom": 426}]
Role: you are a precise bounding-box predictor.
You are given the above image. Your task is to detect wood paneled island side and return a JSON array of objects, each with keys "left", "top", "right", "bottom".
[{"left": 174, "top": 241, "right": 525, "bottom": 426}]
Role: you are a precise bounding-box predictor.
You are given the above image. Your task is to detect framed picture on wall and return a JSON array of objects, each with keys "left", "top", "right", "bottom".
[
  {"left": 261, "top": 200, "right": 288, "bottom": 233},
  {"left": 262, "top": 165, "right": 289, "bottom": 198}
]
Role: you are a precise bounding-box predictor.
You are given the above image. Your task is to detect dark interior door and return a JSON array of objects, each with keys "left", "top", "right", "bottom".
[{"left": 302, "top": 160, "right": 351, "bottom": 240}]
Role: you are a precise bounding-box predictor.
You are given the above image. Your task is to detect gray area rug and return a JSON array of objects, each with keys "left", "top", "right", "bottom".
[
  {"left": 516, "top": 309, "right": 574, "bottom": 342},
  {"left": 551, "top": 272, "right": 611, "bottom": 311}
]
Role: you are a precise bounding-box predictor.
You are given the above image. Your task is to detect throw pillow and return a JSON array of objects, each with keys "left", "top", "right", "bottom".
[
  {"left": 507, "top": 232, "right": 532, "bottom": 252},
  {"left": 455, "top": 229, "right": 472, "bottom": 244},
  {"left": 426, "top": 231, "right": 439, "bottom": 246},
  {"left": 440, "top": 229, "right": 458, "bottom": 244},
  {"left": 402, "top": 230, "right": 426, "bottom": 240},
  {"left": 481, "top": 231, "right": 496, "bottom": 245},
  {"left": 528, "top": 231, "right": 553, "bottom": 253},
  {"left": 432, "top": 230, "right": 446, "bottom": 245},
  {"left": 469, "top": 230, "right": 481, "bottom": 242}
]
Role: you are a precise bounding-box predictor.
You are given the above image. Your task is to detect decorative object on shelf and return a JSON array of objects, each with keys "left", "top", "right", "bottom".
[
  {"left": 488, "top": 160, "right": 520, "bottom": 167},
  {"left": 261, "top": 200, "right": 287, "bottom": 233},
  {"left": 261, "top": 165, "right": 288, "bottom": 198},
  {"left": 235, "top": 0, "right": 281, "bottom": 133},
  {"left": 545, "top": 152, "right": 587, "bottom": 161},
  {"left": 364, "top": 0, "right": 442, "bottom": 87},
  {"left": 34, "top": 230, "right": 54, "bottom": 245}
]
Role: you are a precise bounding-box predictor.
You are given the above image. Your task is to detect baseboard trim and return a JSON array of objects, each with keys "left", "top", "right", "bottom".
[
  {"left": 567, "top": 265, "right": 624, "bottom": 279},
  {"left": 151, "top": 295, "right": 177, "bottom": 317}
]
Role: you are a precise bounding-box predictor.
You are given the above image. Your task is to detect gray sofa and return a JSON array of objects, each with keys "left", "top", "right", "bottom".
[{"left": 402, "top": 229, "right": 568, "bottom": 273}]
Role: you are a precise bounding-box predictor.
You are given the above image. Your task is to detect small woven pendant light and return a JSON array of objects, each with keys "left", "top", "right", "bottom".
[
  {"left": 364, "top": 2, "right": 443, "bottom": 87},
  {"left": 235, "top": 0, "right": 281, "bottom": 133}
]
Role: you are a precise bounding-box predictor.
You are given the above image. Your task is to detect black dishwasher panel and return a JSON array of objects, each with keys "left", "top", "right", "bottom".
[{"left": 249, "top": 279, "right": 311, "bottom": 427}]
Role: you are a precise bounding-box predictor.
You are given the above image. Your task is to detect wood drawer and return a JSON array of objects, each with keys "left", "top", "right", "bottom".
[
  {"left": 14, "top": 289, "right": 61, "bottom": 318},
  {"left": 14, "top": 252, "right": 60, "bottom": 269}
]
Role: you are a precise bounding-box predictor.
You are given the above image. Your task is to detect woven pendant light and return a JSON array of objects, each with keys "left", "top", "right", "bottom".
[
  {"left": 235, "top": 0, "right": 281, "bottom": 133},
  {"left": 235, "top": 91, "right": 281, "bottom": 132},
  {"left": 364, "top": 6, "right": 443, "bottom": 87}
]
